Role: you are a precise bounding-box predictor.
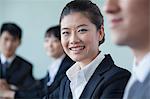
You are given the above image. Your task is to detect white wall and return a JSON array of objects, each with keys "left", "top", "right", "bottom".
[
  {"left": 0, "top": 0, "right": 133, "bottom": 79},
  {"left": 0, "top": 0, "right": 3, "bottom": 23}
]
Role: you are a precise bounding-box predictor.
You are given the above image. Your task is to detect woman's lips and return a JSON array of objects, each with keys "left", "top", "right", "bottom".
[{"left": 69, "top": 46, "right": 85, "bottom": 53}]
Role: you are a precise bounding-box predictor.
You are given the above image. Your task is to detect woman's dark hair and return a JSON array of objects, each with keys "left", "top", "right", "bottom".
[
  {"left": 59, "top": 0, "right": 105, "bottom": 45},
  {"left": 45, "top": 25, "right": 61, "bottom": 40}
]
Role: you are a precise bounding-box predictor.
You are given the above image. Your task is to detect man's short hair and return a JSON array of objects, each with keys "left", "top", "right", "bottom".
[{"left": 0, "top": 22, "right": 22, "bottom": 40}]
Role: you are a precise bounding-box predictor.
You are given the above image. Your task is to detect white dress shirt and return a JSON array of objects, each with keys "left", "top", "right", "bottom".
[
  {"left": 0, "top": 54, "right": 16, "bottom": 66},
  {"left": 47, "top": 54, "right": 66, "bottom": 86},
  {"left": 123, "top": 52, "right": 150, "bottom": 99},
  {"left": 66, "top": 52, "right": 104, "bottom": 99}
]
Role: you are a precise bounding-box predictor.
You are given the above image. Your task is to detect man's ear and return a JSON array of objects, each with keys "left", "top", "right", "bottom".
[{"left": 98, "top": 25, "right": 104, "bottom": 42}]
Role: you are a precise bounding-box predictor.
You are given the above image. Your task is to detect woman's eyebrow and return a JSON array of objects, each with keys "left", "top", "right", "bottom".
[
  {"left": 61, "top": 24, "right": 88, "bottom": 31},
  {"left": 61, "top": 27, "right": 69, "bottom": 31},
  {"left": 77, "top": 24, "right": 88, "bottom": 28}
]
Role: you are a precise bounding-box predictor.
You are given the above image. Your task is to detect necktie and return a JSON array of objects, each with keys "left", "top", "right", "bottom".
[
  {"left": 127, "top": 80, "right": 141, "bottom": 99},
  {"left": 2, "top": 61, "right": 9, "bottom": 78}
]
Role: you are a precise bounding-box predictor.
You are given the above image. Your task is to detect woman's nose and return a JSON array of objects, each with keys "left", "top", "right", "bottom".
[{"left": 70, "top": 32, "right": 80, "bottom": 45}]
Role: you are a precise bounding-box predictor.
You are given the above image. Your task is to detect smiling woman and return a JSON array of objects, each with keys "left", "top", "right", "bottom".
[{"left": 60, "top": 12, "right": 104, "bottom": 66}]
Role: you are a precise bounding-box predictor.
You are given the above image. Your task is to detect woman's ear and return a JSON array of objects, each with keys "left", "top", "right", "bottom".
[{"left": 98, "top": 25, "right": 104, "bottom": 42}]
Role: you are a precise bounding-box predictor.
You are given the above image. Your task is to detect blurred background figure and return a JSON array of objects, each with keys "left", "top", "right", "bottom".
[
  {"left": 0, "top": 22, "right": 39, "bottom": 98},
  {"left": 103, "top": 0, "right": 150, "bottom": 98},
  {"left": 42, "top": 25, "right": 75, "bottom": 98}
]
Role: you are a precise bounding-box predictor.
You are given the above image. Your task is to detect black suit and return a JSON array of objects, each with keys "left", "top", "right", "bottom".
[
  {"left": 43, "top": 55, "right": 75, "bottom": 98},
  {"left": 59, "top": 54, "right": 131, "bottom": 99},
  {"left": 0, "top": 55, "right": 40, "bottom": 98}
]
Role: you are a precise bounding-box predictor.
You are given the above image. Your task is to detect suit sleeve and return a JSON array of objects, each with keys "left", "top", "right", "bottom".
[{"left": 14, "top": 64, "right": 44, "bottom": 98}]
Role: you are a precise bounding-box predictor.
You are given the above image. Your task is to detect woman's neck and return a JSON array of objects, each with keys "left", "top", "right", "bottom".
[{"left": 78, "top": 51, "right": 100, "bottom": 69}]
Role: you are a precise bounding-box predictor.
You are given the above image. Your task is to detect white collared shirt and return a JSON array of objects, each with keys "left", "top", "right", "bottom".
[
  {"left": 0, "top": 53, "right": 16, "bottom": 66},
  {"left": 66, "top": 52, "right": 104, "bottom": 99},
  {"left": 123, "top": 52, "right": 150, "bottom": 99},
  {"left": 47, "top": 54, "right": 66, "bottom": 86}
]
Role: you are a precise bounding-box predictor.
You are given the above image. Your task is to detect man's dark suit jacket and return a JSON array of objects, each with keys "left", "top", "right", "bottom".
[
  {"left": 0, "top": 55, "right": 39, "bottom": 98},
  {"left": 59, "top": 54, "right": 131, "bottom": 99},
  {"left": 43, "top": 55, "right": 75, "bottom": 98}
]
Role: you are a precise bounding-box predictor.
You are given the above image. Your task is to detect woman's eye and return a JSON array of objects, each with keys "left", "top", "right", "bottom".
[
  {"left": 78, "top": 29, "right": 88, "bottom": 33},
  {"left": 62, "top": 31, "right": 69, "bottom": 35},
  {"left": 61, "top": 31, "right": 71, "bottom": 38}
]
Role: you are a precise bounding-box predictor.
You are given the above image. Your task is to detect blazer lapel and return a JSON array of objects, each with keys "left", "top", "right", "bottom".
[
  {"left": 64, "top": 79, "right": 72, "bottom": 99},
  {"left": 80, "top": 54, "right": 114, "bottom": 98},
  {"left": 6, "top": 56, "right": 19, "bottom": 81}
]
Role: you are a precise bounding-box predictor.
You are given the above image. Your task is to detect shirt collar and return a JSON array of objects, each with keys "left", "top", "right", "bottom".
[
  {"left": 66, "top": 52, "right": 104, "bottom": 82},
  {"left": 1, "top": 53, "right": 16, "bottom": 65},
  {"left": 132, "top": 52, "right": 150, "bottom": 83},
  {"left": 50, "top": 54, "right": 66, "bottom": 69}
]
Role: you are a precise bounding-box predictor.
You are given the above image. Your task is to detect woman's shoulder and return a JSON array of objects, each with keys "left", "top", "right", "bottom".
[{"left": 110, "top": 65, "right": 131, "bottom": 80}]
